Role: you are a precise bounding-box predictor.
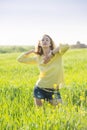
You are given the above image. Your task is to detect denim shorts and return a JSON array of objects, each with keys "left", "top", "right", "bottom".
[{"left": 33, "top": 86, "right": 61, "bottom": 101}]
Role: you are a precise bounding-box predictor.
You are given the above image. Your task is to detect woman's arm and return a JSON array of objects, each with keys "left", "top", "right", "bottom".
[
  {"left": 24, "top": 49, "right": 35, "bottom": 55},
  {"left": 43, "top": 44, "right": 69, "bottom": 64},
  {"left": 52, "top": 44, "right": 69, "bottom": 55},
  {"left": 17, "top": 49, "right": 38, "bottom": 64}
]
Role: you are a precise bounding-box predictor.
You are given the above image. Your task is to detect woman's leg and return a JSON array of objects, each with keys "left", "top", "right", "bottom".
[
  {"left": 49, "top": 90, "right": 62, "bottom": 106},
  {"left": 34, "top": 86, "right": 45, "bottom": 106},
  {"left": 49, "top": 98, "right": 62, "bottom": 106},
  {"left": 34, "top": 98, "right": 43, "bottom": 106}
]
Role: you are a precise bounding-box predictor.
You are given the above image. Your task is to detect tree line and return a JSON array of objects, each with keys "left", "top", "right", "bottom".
[
  {"left": 0, "top": 45, "right": 34, "bottom": 53},
  {"left": 0, "top": 42, "right": 87, "bottom": 53}
]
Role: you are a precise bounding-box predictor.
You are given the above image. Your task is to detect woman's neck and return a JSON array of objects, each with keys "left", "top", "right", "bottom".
[{"left": 43, "top": 48, "right": 50, "bottom": 56}]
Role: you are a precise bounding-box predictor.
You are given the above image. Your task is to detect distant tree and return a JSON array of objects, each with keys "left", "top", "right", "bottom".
[
  {"left": 71, "top": 41, "right": 87, "bottom": 49},
  {"left": 76, "top": 41, "right": 81, "bottom": 45}
]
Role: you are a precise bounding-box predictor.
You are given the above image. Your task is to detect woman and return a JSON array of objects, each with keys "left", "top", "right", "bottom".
[{"left": 17, "top": 34, "right": 69, "bottom": 106}]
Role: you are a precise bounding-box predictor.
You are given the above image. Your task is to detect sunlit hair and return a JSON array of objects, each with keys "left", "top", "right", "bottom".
[{"left": 35, "top": 34, "right": 56, "bottom": 55}]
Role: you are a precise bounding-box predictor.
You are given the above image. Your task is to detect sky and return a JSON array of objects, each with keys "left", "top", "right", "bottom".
[{"left": 0, "top": 0, "right": 87, "bottom": 46}]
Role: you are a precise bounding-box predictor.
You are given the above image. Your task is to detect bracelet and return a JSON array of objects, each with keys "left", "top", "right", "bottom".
[{"left": 51, "top": 51, "right": 55, "bottom": 56}]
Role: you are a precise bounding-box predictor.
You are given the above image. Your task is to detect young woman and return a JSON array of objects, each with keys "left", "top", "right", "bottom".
[{"left": 17, "top": 34, "right": 69, "bottom": 106}]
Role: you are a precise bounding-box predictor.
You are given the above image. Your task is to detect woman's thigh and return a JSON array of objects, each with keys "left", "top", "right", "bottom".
[{"left": 34, "top": 98, "right": 42, "bottom": 106}]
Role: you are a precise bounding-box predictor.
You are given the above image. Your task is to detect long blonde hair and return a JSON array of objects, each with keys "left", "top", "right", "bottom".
[{"left": 35, "top": 34, "right": 56, "bottom": 55}]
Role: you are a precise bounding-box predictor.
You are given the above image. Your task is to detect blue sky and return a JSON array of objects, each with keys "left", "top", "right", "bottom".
[{"left": 0, "top": 0, "right": 87, "bottom": 45}]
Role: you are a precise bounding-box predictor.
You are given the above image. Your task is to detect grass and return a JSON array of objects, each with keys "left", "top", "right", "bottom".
[{"left": 0, "top": 49, "right": 87, "bottom": 130}]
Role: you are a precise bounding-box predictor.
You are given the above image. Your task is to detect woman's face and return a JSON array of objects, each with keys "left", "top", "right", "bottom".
[{"left": 40, "top": 35, "right": 51, "bottom": 48}]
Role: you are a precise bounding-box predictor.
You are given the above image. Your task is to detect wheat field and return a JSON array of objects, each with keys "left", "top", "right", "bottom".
[{"left": 0, "top": 49, "right": 87, "bottom": 130}]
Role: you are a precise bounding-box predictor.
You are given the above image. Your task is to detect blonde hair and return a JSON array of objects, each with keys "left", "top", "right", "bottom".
[{"left": 35, "top": 34, "right": 56, "bottom": 55}]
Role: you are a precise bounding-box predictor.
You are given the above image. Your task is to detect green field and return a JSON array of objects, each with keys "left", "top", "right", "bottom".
[{"left": 0, "top": 49, "right": 87, "bottom": 130}]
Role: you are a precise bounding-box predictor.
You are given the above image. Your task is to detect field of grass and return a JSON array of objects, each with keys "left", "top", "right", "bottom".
[{"left": 0, "top": 49, "right": 87, "bottom": 130}]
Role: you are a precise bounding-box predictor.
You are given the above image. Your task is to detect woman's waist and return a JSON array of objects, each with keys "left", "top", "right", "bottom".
[
  {"left": 42, "top": 87, "right": 59, "bottom": 92},
  {"left": 36, "top": 86, "right": 59, "bottom": 93},
  {"left": 36, "top": 81, "right": 59, "bottom": 92},
  {"left": 36, "top": 79, "right": 60, "bottom": 88}
]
